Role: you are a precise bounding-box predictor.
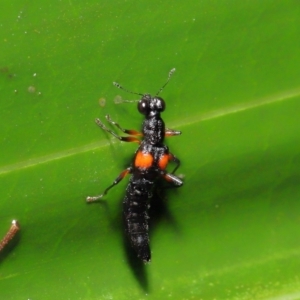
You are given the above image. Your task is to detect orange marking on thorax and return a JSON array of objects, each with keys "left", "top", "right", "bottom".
[
  {"left": 158, "top": 154, "right": 169, "bottom": 170},
  {"left": 135, "top": 150, "right": 154, "bottom": 168}
]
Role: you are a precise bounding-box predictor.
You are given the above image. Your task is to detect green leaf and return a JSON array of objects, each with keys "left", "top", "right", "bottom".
[{"left": 1, "top": 1, "right": 300, "bottom": 299}]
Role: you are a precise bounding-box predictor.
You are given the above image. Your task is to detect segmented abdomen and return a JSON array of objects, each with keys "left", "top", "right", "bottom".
[{"left": 123, "top": 177, "right": 153, "bottom": 263}]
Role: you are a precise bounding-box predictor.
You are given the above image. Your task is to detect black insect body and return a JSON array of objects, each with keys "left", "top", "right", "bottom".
[
  {"left": 123, "top": 172, "right": 152, "bottom": 262},
  {"left": 87, "top": 69, "right": 183, "bottom": 263}
]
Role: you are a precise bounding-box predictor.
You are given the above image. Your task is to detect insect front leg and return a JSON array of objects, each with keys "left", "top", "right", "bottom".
[
  {"left": 86, "top": 167, "right": 132, "bottom": 202},
  {"left": 95, "top": 118, "right": 141, "bottom": 144},
  {"left": 165, "top": 128, "right": 181, "bottom": 137},
  {"left": 105, "top": 115, "right": 143, "bottom": 136}
]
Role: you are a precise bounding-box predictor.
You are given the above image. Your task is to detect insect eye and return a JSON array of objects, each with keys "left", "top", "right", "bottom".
[
  {"left": 154, "top": 97, "right": 165, "bottom": 112},
  {"left": 138, "top": 98, "right": 150, "bottom": 115}
]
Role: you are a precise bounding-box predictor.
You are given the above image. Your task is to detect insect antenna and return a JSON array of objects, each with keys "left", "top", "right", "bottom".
[
  {"left": 113, "top": 96, "right": 140, "bottom": 104},
  {"left": 156, "top": 68, "right": 176, "bottom": 96},
  {"left": 113, "top": 81, "right": 143, "bottom": 104}
]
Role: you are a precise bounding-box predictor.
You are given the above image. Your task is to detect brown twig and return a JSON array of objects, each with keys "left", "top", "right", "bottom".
[{"left": 0, "top": 220, "right": 20, "bottom": 251}]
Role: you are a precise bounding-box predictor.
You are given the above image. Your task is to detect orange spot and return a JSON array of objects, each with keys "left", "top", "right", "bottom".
[
  {"left": 158, "top": 154, "right": 169, "bottom": 170},
  {"left": 135, "top": 151, "right": 153, "bottom": 168}
]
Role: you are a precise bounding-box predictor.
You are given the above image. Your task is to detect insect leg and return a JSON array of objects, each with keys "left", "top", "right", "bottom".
[
  {"left": 168, "top": 152, "right": 181, "bottom": 174},
  {"left": 86, "top": 167, "right": 132, "bottom": 202},
  {"left": 105, "top": 115, "right": 143, "bottom": 136},
  {"left": 160, "top": 170, "right": 183, "bottom": 187},
  {"left": 95, "top": 118, "right": 140, "bottom": 143},
  {"left": 165, "top": 128, "right": 181, "bottom": 137}
]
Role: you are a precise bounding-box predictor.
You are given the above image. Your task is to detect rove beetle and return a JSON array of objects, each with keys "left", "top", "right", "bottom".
[{"left": 86, "top": 69, "right": 183, "bottom": 263}]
